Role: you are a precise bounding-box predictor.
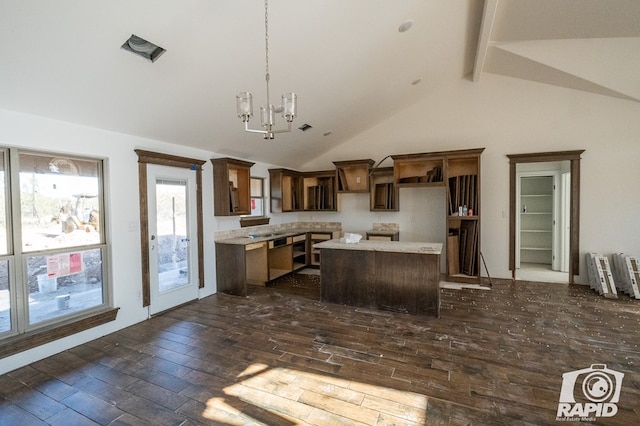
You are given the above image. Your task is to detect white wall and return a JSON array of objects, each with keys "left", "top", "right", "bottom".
[
  {"left": 0, "top": 108, "right": 282, "bottom": 374},
  {"left": 2, "top": 71, "right": 639, "bottom": 373},
  {"left": 300, "top": 74, "right": 640, "bottom": 284}
]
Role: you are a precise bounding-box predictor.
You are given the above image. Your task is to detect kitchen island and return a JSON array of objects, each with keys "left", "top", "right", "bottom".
[{"left": 315, "top": 239, "right": 442, "bottom": 317}]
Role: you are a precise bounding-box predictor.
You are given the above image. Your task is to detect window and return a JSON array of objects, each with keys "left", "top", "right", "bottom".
[
  {"left": 250, "top": 177, "right": 265, "bottom": 216},
  {"left": 0, "top": 149, "right": 109, "bottom": 341}
]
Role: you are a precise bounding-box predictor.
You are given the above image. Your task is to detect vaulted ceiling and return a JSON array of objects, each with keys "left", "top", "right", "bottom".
[{"left": 1, "top": 1, "right": 638, "bottom": 168}]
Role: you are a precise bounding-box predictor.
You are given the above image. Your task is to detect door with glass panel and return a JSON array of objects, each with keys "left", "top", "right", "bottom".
[
  {"left": 147, "top": 165, "right": 198, "bottom": 315},
  {"left": 0, "top": 151, "right": 11, "bottom": 335}
]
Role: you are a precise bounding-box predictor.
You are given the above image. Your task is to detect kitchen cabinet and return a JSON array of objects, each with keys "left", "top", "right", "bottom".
[
  {"left": 333, "top": 159, "right": 374, "bottom": 193},
  {"left": 303, "top": 171, "right": 336, "bottom": 211},
  {"left": 268, "top": 237, "right": 294, "bottom": 280},
  {"left": 216, "top": 230, "right": 338, "bottom": 296},
  {"left": 445, "top": 149, "right": 484, "bottom": 282},
  {"left": 309, "top": 232, "right": 335, "bottom": 266},
  {"left": 292, "top": 233, "right": 307, "bottom": 271},
  {"left": 369, "top": 167, "right": 398, "bottom": 211},
  {"left": 216, "top": 241, "right": 265, "bottom": 296},
  {"left": 317, "top": 240, "right": 442, "bottom": 317},
  {"left": 392, "top": 153, "right": 444, "bottom": 188},
  {"left": 390, "top": 148, "right": 485, "bottom": 284},
  {"left": 269, "top": 168, "right": 303, "bottom": 213},
  {"left": 211, "top": 157, "right": 254, "bottom": 216}
]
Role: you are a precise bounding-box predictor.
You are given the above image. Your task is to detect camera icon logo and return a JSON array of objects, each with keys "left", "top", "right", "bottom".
[{"left": 557, "top": 364, "right": 624, "bottom": 419}]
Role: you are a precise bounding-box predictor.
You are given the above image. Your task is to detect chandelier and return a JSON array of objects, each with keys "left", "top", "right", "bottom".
[{"left": 236, "top": 0, "right": 297, "bottom": 140}]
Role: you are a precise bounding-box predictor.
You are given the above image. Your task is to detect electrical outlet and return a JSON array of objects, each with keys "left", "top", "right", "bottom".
[
  {"left": 356, "top": 176, "right": 361, "bottom": 184},
  {"left": 410, "top": 216, "right": 416, "bottom": 223}
]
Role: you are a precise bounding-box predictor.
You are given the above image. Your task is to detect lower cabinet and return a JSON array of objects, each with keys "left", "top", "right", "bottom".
[
  {"left": 268, "top": 238, "right": 293, "bottom": 281},
  {"left": 292, "top": 234, "right": 307, "bottom": 271},
  {"left": 216, "top": 231, "right": 336, "bottom": 296},
  {"left": 309, "top": 233, "right": 332, "bottom": 266}
]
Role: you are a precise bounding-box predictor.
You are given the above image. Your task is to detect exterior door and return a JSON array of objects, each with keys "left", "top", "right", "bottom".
[{"left": 147, "top": 164, "right": 199, "bottom": 315}]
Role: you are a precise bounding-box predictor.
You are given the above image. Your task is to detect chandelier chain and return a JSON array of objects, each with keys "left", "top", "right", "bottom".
[{"left": 264, "top": 0, "right": 270, "bottom": 109}]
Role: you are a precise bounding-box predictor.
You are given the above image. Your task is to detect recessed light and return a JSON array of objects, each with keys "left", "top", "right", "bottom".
[
  {"left": 121, "top": 34, "right": 166, "bottom": 62},
  {"left": 398, "top": 19, "right": 413, "bottom": 33}
]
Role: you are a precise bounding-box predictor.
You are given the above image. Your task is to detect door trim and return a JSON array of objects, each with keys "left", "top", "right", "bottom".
[
  {"left": 507, "top": 150, "right": 584, "bottom": 284},
  {"left": 135, "top": 150, "right": 206, "bottom": 307}
]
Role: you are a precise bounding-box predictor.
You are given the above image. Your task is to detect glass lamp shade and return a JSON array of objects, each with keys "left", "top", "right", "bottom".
[
  {"left": 236, "top": 92, "right": 253, "bottom": 121},
  {"left": 260, "top": 105, "right": 276, "bottom": 128},
  {"left": 281, "top": 93, "right": 297, "bottom": 122}
]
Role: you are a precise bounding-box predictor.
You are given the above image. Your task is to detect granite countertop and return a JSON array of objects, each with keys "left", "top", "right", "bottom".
[
  {"left": 315, "top": 239, "right": 442, "bottom": 255},
  {"left": 217, "top": 227, "right": 341, "bottom": 245}
]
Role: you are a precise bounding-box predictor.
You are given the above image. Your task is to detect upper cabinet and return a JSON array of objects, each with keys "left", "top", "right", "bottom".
[
  {"left": 391, "top": 153, "right": 444, "bottom": 187},
  {"left": 211, "top": 157, "right": 254, "bottom": 216},
  {"left": 333, "top": 159, "right": 374, "bottom": 193},
  {"left": 369, "top": 167, "right": 398, "bottom": 211},
  {"left": 269, "top": 168, "right": 303, "bottom": 213},
  {"left": 303, "top": 170, "right": 337, "bottom": 211}
]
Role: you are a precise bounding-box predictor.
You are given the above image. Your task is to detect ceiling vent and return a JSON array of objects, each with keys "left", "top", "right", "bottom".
[
  {"left": 298, "top": 124, "right": 313, "bottom": 132},
  {"left": 121, "top": 34, "right": 166, "bottom": 62}
]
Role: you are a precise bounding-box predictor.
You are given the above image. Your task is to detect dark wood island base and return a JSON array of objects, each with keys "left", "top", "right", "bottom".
[{"left": 316, "top": 240, "right": 442, "bottom": 317}]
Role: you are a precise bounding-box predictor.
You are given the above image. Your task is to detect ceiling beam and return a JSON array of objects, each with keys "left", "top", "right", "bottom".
[{"left": 472, "top": 0, "right": 499, "bottom": 82}]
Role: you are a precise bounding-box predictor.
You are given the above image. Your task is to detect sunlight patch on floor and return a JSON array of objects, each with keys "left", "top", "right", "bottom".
[{"left": 203, "top": 363, "right": 428, "bottom": 425}]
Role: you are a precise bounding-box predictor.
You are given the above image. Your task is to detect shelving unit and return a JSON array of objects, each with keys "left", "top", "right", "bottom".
[
  {"left": 334, "top": 159, "right": 374, "bottom": 193},
  {"left": 369, "top": 167, "right": 398, "bottom": 211},
  {"left": 303, "top": 171, "right": 336, "bottom": 211},
  {"left": 211, "top": 157, "right": 254, "bottom": 216},
  {"left": 519, "top": 175, "right": 553, "bottom": 265},
  {"left": 292, "top": 233, "right": 307, "bottom": 271},
  {"left": 445, "top": 149, "right": 484, "bottom": 282},
  {"left": 269, "top": 168, "right": 302, "bottom": 213}
]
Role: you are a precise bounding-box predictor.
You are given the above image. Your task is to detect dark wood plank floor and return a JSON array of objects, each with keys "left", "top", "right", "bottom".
[{"left": 1, "top": 274, "right": 639, "bottom": 425}]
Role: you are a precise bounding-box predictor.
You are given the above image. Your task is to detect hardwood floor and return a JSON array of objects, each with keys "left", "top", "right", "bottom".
[{"left": 1, "top": 274, "right": 639, "bottom": 425}]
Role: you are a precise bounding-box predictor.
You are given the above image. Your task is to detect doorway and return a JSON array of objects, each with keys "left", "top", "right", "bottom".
[
  {"left": 515, "top": 164, "right": 569, "bottom": 283},
  {"left": 147, "top": 165, "right": 198, "bottom": 315},
  {"left": 507, "top": 150, "right": 584, "bottom": 284},
  {"left": 135, "top": 149, "right": 206, "bottom": 312}
]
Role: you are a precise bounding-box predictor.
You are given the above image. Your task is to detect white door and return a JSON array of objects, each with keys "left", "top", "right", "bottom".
[{"left": 147, "top": 164, "right": 199, "bottom": 315}]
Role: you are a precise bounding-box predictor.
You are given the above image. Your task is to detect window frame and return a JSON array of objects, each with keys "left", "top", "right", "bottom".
[
  {"left": 0, "top": 147, "right": 116, "bottom": 358},
  {"left": 250, "top": 176, "right": 266, "bottom": 217}
]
